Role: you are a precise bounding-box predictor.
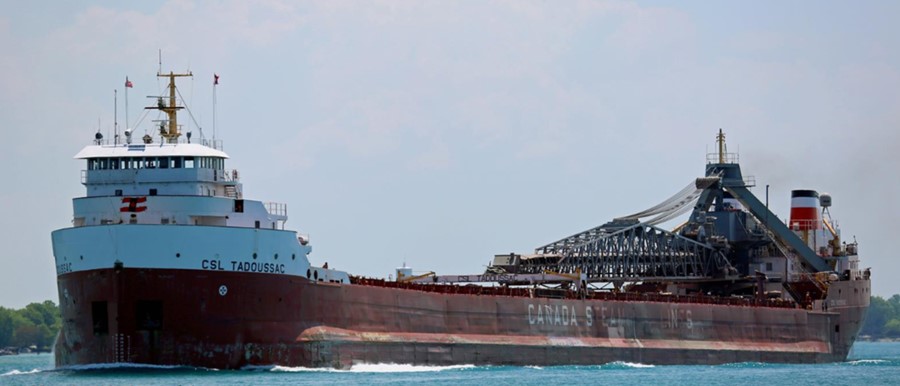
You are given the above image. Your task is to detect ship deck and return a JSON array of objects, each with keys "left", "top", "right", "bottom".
[{"left": 349, "top": 276, "right": 800, "bottom": 310}]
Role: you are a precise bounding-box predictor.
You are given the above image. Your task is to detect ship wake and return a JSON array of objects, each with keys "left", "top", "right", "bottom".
[{"left": 246, "top": 363, "right": 477, "bottom": 373}]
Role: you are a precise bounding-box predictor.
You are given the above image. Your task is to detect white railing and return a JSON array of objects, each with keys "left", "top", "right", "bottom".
[
  {"left": 215, "top": 169, "right": 240, "bottom": 182},
  {"left": 89, "top": 137, "right": 224, "bottom": 150},
  {"left": 265, "top": 202, "right": 288, "bottom": 217},
  {"left": 706, "top": 152, "right": 739, "bottom": 164},
  {"left": 785, "top": 219, "right": 822, "bottom": 230},
  {"left": 199, "top": 138, "right": 223, "bottom": 150},
  {"left": 743, "top": 175, "right": 756, "bottom": 187}
]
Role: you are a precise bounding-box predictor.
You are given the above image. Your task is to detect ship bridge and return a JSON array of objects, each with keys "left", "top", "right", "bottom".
[
  {"left": 77, "top": 140, "right": 239, "bottom": 199},
  {"left": 68, "top": 71, "right": 288, "bottom": 231}
]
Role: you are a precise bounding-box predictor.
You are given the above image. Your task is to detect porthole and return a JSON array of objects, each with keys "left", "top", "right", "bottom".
[
  {"left": 274, "top": 253, "right": 279, "bottom": 260},
  {"left": 306, "top": 269, "right": 311, "bottom": 279},
  {"left": 292, "top": 254, "right": 296, "bottom": 260},
  {"left": 314, "top": 270, "right": 318, "bottom": 280},
  {"left": 252, "top": 253, "right": 257, "bottom": 259},
  {"left": 80, "top": 255, "right": 84, "bottom": 261},
  {"left": 176, "top": 253, "right": 181, "bottom": 258}
]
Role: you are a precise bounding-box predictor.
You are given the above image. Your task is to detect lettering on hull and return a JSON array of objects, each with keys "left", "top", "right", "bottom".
[
  {"left": 526, "top": 303, "right": 693, "bottom": 331},
  {"left": 201, "top": 259, "right": 285, "bottom": 274},
  {"left": 527, "top": 303, "right": 586, "bottom": 328}
]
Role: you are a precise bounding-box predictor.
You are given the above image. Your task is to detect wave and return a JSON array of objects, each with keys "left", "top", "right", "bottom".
[
  {"left": 55, "top": 362, "right": 217, "bottom": 373},
  {"left": 718, "top": 362, "right": 777, "bottom": 369},
  {"left": 246, "top": 363, "right": 477, "bottom": 373},
  {"left": 1, "top": 369, "right": 42, "bottom": 377},
  {"left": 846, "top": 359, "right": 889, "bottom": 365},
  {"left": 602, "top": 361, "right": 655, "bottom": 369}
]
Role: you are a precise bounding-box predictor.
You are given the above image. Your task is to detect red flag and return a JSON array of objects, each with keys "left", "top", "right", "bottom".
[
  {"left": 125, "top": 77, "right": 133, "bottom": 88},
  {"left": 214, "top": 73, "right": 219, "bottom": 85}
]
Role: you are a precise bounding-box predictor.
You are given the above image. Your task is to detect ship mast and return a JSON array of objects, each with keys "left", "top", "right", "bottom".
[
  {"left": 154, "top": 71, "right": 192, "bottom": 143},
  {"left": 716, "top": 128, "right": 726, "bottom": 164}
]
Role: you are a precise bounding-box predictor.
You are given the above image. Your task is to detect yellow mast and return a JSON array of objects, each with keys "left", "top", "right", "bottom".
[
  {"left": 158, "top": 71, "right": 192, "bottom": 143},
  {"left": 716, "top": 129, "right": 726, "bottom": 164}
]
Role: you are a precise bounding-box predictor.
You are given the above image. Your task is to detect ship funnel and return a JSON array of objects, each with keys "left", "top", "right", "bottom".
[{"left": 790, "top": 190, "right": 821, "bottom": 230}]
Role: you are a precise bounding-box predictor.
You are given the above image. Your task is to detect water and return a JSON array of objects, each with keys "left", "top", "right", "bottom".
[{"left": 2, "top": 342, "right": 898, "bottom": 385}]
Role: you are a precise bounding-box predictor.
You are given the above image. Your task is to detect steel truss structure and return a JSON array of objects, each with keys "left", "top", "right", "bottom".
[{"left": 520, "top": 223, "right": 732, "bottom": 281}]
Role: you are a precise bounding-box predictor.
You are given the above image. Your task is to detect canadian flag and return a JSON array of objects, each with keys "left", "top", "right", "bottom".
[{"left": 125, "top": 77, "right": 133, "bottom": 88}]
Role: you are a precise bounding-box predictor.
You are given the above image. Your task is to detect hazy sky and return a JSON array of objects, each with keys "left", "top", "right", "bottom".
[{"left": 1, "top": 1, "right": 898, "bottom": 308}]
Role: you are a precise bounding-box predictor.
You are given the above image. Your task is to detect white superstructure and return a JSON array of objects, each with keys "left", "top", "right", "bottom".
[{"left": 52, "top": 71, "right": 349, "bottom": 284}]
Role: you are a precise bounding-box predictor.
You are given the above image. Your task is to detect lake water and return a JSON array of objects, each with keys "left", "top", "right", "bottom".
[{"left": 2, "top": 342, "right": 898, "bottom": 385}]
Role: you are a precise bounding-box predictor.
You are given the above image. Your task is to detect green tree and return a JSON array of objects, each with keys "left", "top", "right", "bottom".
[
  {"left": 884, "top": 319, "right": 900, "bottom": 338},
  {"left": 889, "top": 295, "right": 900, "bottom": 317},
  {"left": 20, "top": 301, "right": 59, "bottom": 328},
  {"left": 861, "top": 296, "right": 891, "bottom": 337},
  {"left": 0, "top": 307, "right": 13, "bottom": 347},
  {"left": 11, "top": 324, "right": 41, "bottom": 348}
]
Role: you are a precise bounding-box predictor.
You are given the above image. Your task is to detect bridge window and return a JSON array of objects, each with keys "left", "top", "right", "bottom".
[
  {"left": 184, "top": 157, "right": 195, "bottom": 168},
  {"left": 159, "top": 157, "right": 169, "bottom": 169},
  {"left": 173, "top": 157, "right": 183, "bottom": 168}
]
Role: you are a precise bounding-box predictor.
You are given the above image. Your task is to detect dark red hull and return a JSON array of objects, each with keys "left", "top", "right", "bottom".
[{"left": 55, "top": 268, "right": 868, "bottom": 369}]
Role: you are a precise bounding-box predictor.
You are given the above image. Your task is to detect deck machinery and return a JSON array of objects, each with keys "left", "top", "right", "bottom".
[{"left": 408, "top": 130, "right": 863, "bottom": 306}]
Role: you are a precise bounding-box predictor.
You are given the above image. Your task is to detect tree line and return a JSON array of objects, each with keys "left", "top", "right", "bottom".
[
  {"left": 861, "top": 295, "right": 900, "bottom": 339},
  {"left": 0, "top": 301, "right": 61, "bottom": 351}
]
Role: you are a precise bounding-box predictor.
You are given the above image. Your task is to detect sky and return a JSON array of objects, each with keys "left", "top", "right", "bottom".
[{"left": 1, "top": 0, "right": 899, "bottom": 308}]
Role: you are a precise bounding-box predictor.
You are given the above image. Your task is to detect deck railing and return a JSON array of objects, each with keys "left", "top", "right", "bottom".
[
  {"left": 90, "top": 137, "right": 224, "bottom": 150},
  {"left": 266, "top": 202, "right": 287, "bottom": 217}
]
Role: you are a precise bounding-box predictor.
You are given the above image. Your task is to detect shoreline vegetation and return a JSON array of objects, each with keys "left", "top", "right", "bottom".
[
  {"left": 860, "top": 295, "right": 900, "bottom": 341},
  {"left": 0, "top": 295, "right": 897, "bottom": 355},
  {"left": 0, "top": 301, "right": 59, "bottom": 355}
]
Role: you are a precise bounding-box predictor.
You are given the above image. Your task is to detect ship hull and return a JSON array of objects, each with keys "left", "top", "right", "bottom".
[{"left": 55, "top": 268, "right": 868, "bottom": 369}]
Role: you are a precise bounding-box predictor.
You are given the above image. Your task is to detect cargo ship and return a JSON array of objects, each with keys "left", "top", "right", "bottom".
[{"left": 53, "top": 71, "right": 870, "bottom": 369}]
